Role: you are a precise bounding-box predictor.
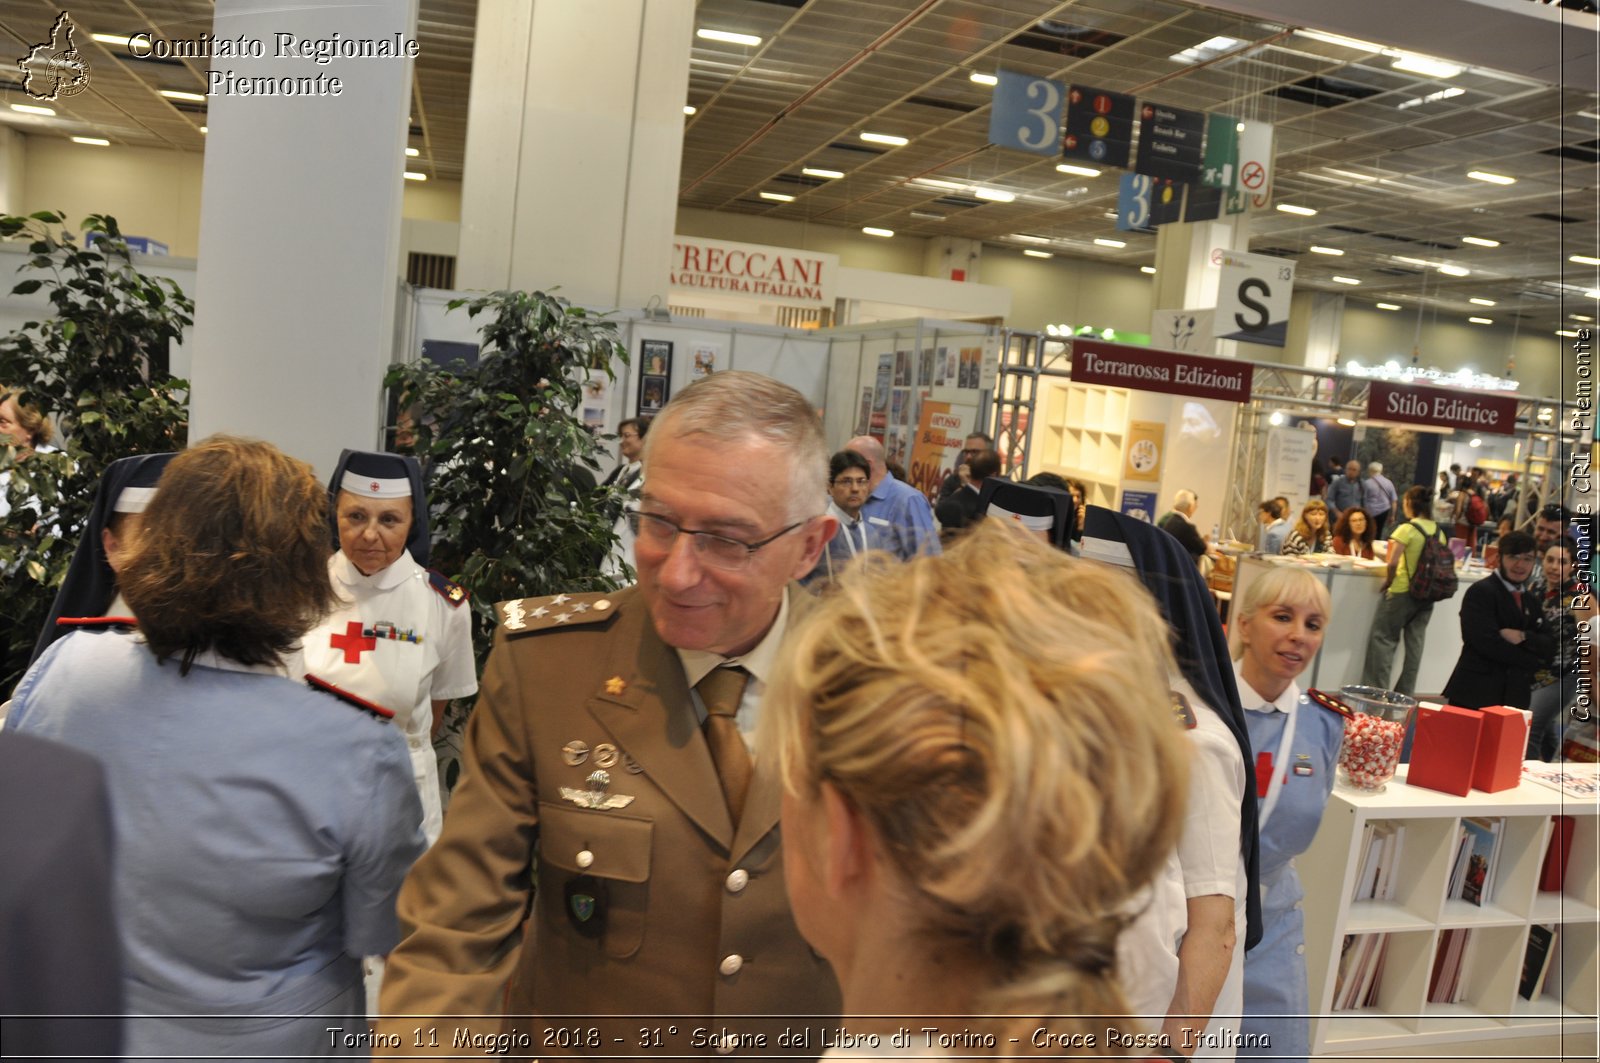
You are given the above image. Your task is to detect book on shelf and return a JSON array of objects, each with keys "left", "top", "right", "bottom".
[
  {"left": 1332, "top": 932, "right": 1389, "bottom": 1011},
  {"left": 1447, "top": 823, "right": 1473, "bottom": 900},
  {"left": 1351, "top": 823, "right": 1406, "bottom": 903},
  {"left": 1458, "top": 817, "right": 1503, "bottom": 906},
  {"left": 1428, "top": 928, "right": 1472, "bottom": 1004},
  {"left": 1541, "top": 815, "right": 1576, "bottom": 893},
  {"left": 1519, "top": 925, "right": 1558, "bottom": 1001},
  {"left": 1521, "top": 762, "right": 1600, "bottom": 800}
]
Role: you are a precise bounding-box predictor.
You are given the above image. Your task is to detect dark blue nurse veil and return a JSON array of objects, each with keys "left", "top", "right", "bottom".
[
  {"left": 977, "top": 478, "right": 1076, "bottom": 551},
  {"left": 327, "top": 449, "right": 431, "bottom": 568},
  {"left": 1081, "top": 504, "right": 1264, "bottom": 951},
  {"left": 31, "top": 452, "right": 175, "bottom": 664}
]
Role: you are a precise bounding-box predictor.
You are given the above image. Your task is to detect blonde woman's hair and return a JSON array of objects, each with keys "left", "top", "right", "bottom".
[
  {"left": 1230, "top": 565, "right": 1332, "bottom": 660},
  {"left": 764, "top": 519, "right": 1188, "bottom": 1043}
]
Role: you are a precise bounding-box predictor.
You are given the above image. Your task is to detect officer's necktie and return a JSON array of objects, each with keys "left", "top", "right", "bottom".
[{"left": 697, "top": 665, "right": 752, "bottom": 823}]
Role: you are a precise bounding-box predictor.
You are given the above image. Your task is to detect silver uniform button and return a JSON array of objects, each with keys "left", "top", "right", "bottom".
[
  {"left": 719, "top": 953, "right": 744, "bottom": 976},
  {"left": 1296, "top": 944, "right": 1306, "bottom": 955},
  {"left": 576, "top": 849, "right": 594, "bottom": 869},
  {"left": 726, "top": 869, "right": 749, "bottom": 893}
]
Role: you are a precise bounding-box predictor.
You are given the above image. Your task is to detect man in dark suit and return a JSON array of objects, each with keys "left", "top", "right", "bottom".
[
  {"left": 0, "top": 731, "right": 123, "bottom": 1061},
  {"left": 939, "top": 448, "right": 1000, "bottom": 533},
  {"left": 378, "top": 372, "right": 841, "bottom": 1054},
  {"left": 1443, "top": 530, "right": 1554, "bottom": 710},
  {"left": 937, "top": 431, "right": 992, "bottom": 501}
]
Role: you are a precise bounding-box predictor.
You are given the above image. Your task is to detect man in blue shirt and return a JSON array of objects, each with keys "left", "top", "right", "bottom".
[
  {"left": 846, "top": 435, "right": 941, "bottom": 559},
  {"left": 1325, "top": 460, "right": 1364, "bottom": 524}
]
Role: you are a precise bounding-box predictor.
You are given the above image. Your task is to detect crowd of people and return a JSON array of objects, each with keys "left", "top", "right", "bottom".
[{"left": 0, "top": 370, "right": 1591, "bottom": 1063}]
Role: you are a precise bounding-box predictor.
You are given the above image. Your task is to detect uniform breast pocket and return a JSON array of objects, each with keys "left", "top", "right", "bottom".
[{"left": 538, "top": 802, "right": 653, "bottom": 959}]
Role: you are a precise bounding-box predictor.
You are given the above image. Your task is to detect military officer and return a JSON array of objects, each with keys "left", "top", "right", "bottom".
[{"left": 376, "top": 372, "right": 841, "bottom": 1055}]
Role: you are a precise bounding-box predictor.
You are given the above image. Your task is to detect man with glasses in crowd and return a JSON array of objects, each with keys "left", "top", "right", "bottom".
[
  {"left": 938, "top": 430, "right": 993, "bottom": 501},
  {"left": 845, "top": 434, "right": 941, "bottom": 560},
  {"left": 377, "top": 372, "right": 841, "bottom": 1050}
]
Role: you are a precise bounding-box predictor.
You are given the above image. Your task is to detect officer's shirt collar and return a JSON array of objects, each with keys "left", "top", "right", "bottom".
[
  {"left": 1233, "top": 659, "right": 1300, "bottom": 716},
  {"left": 677, "top": 590, "right": 790, "bottom": 690}
]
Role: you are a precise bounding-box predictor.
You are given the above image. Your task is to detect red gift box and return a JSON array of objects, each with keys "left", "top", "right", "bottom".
[
  {"left": 1472, "top": 705, "right": 1529, "bottom": 793},
  {"left": 1407, "top": 704, "right": 1483, "bottom": 797}
]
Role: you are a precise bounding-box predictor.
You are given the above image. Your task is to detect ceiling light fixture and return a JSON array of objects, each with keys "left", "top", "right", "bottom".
[
  {"left": 1438, "top": 264, "right": 1471, "bottom": 277},
  {"left": 159, "top": 89, "right": 206, "bottom": 102},
  {"left": 1141, "top": 266, "right": 1157, "bottom": 275},
  {"left": 862, "top": 227, "right": 894, "bottom": 238},
  {"left": 1336, "top": 417, "right": 1359, "bottom": 427},
  {"left": 405, "top": 147, "right": 419, "bottom": 157},
  {"left": 10, "top": 104, "right": 55, "bottom": 116},
  {"left": 1469, "top": 437, "right": 1482, "bottom": 448},
  {"left": 1557, "top": 329, "right": 1581, "bottom": 338},
  {"left": 802, "top": 167, "right": 843, "bottom": 179},
  {"left": 909, "top": 210, "right": 944, "bottom": 220},
  {"left": 1467, "top": 170, "right": 1515, "bottom": 185},
  {"left": 1461, "top": 236, "right": 1500, "bottom": 247},
  {"left": 1169, "top": 35, "right": 1240, "bottom": 65},
  {"left": 1056, "top": 163, "right": 1101, "bottom": 178},
  {"left": 860, "top": 131, "right": 909, "bottom": 146},
  {"left": 1468, "top": 316, "right": 1493, "bottom": 325},
  {"left": 1332, "top": 276, "right": 1361, "bottom": 285},
  {"left": 911, "top": 177, "right": 964, "bottom": 191},
  {"left": 1588, "top": 290, "right": 1600, "bottom": 300},
  {"left": 1094, "top": 238, "right": 1127, "bottom": 248},
  {"left": 1023, "top": 249, "right": 1053, "bottom": 258},
  {"left": 71, "top": 136, "right": 109, "bottom": 146},
  {"left": 1011, "top": 233, "right": 1051, "bottom": 244},
  {"left": 1376, "top": 303, "right": 1402, "bottom": 310},
  {"left": 1469, "top": 297, "right": 1496, "bottom": 306},
  {"left": 198, "top": 125, "right": 207, "bottom": 134},
  {"left": 1276, "top": 203, "right": 1317, "bottom": 216},
  {"left": 759, "top": 192, "right": 794, "bottom": 202},
  {"left": 696, "top": 28, "right": 761, "bottom": 46},
  {"left": 969, "top": 72, "right": 998, "bottom": 86},
  {"left": 1323, "top": 167, "right": 1378, "bottom": 182},
  {"left": 1571, "top": 255, "right": 1600, "bottom": 266},
  {"left": 972, "top": 186, "right": 1014, "bottom": 202},
  {"left": 1397, "top": 87, "right": 1465, "bottom": 110},
  {"left": 1572, "top": 314, "right": 1594, "bottom": 322},
  {"left": 683, "top": 105, "right": 696, "bottom": 115},
  {"left": 1390, "top": 53, "right": 1462, "bottom": 78},
  {"left": 1393, "top": 255, "right": 1431, "bottom": 266},
  {"left": 1309, "top": 246, "right": 1344, "bottom": 256},
  {"left": 1293, "top": 29, "right": 1383, "bottom": 52},
  {"left": 403, "top": 172, "right": 427, "bottom": 182}
]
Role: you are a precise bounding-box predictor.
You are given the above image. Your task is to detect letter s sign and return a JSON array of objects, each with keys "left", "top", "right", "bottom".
[{"left": 1234, "top": 278, "right": 1270, "bottom": 333}]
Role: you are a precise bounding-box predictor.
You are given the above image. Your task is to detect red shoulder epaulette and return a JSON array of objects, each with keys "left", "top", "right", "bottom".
[
  {"left": 1306, "top": 688, "right": 1356, "bottom": 719},
  {"left": 305, "top": 674, "right": 395, "bottom": 721},
  {"left": 427, "top": 569, "right": 469, "bottom": 607},
  {"left": 56, "top": 616, "right": 137, "bottom": 629}
]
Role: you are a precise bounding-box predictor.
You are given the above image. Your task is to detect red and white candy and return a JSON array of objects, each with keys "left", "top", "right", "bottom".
[{"left": 1338, "top": 713, "right": 1405, "bottom": 790}]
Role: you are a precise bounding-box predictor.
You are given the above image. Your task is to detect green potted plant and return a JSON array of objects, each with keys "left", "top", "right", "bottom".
[{"left": 0, "top": 212, "right": 192, "bottom": 689}]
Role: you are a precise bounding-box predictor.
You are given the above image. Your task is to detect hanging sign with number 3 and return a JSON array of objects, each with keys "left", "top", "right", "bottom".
[{"left": 988, "top": 69, "right": 1066, "bottom": 156}]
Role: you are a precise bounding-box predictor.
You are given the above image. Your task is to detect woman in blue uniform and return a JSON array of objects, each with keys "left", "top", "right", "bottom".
[
  {"left": 1233, "top": 566, "right": 1345, "bottom": 1062},
  {"left": 301, "top": 450, "right": 477, "bottom": 846}
]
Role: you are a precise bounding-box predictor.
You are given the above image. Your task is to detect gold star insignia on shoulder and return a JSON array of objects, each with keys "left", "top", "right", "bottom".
[
  {"left": 604, "top": 675, "right": 626, "bottom": 695},
  {"left": 496, "top": 591, "right": 622, "bottom": 635},
  {"left": 1170, "top": 690, "right": 1198, "bottom": 730}
]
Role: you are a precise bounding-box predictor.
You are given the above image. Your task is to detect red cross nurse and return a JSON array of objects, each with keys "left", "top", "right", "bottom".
[{"left": 301, "top": 449, "right": 477, "bottom": 845}]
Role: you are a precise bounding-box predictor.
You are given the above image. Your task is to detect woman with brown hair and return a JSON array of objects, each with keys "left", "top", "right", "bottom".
[
  {"left": 1330, "top": 506, "right": 1377, "bottom": 559},
  {"left": 4, "top": 436, "right": 425, "bottom": 1058},
  {"left": 1280, "top": 499, "right": 1332, "bottom": 555},
  {"left": 765, "top": 520, "right": 1189, "bottom": 1054}
]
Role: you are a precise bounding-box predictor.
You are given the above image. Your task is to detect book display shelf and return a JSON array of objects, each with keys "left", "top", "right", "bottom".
[
  {"left": 1036, "top": 379, "right": 1128, "bottom": 510},
  {"left": 1301, "top": 767, "right": 1598, "bottom": 1054}
]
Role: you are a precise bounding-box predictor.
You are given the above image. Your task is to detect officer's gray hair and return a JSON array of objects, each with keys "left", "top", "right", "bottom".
[{"left": 644, "top": 370, "right": 828, "bottom": 523}]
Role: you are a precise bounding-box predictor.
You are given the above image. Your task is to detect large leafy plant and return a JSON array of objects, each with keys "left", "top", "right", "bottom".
[
  {"left": 386, "top": 289, "right": 631, "bottom": 667},
  {"left": 0, "top": 212, "right": 192, "bottom": 689}
]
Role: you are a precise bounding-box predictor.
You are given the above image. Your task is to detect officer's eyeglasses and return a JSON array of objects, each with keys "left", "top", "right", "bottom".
[{"left": 627, "top": 511, "right": 806, "bottom": 571}]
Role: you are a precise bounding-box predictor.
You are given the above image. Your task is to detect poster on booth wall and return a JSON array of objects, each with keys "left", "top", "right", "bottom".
[
  {"left": 872, "top": 354, "right": 893, "bottom": 414},
  {"left": 1123, "top": 420, "right": 1166, "bottom": 483},
  {"left": 854, "top": 388, "right": 873, "bottom": 437},
  {"left": 692, "top": 345, "right": 720, "bottom": 378},
  {"left": 1263, "top": 425, "right": 1318, "bottom": 517},
  {"left": 910, "top": 401, "right": 977, "bottom": 505},
  {"left": 582, "top": 370, "right": 610, "bottom": 430},
  {"left": 1121, "top": 489, "right": 1158, "bottom": 524}
]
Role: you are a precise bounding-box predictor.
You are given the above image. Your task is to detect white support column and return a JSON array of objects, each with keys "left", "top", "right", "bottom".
[
  {"left": 188, "top": 0, "right": 417, "bottom": 477},
  {"left": 456, "top": 0, "right": 693, "bottom": 309}
]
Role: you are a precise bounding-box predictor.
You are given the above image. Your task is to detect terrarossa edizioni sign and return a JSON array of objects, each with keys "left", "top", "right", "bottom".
[
  {"left": 669, "top": 236, "right": 838, "bottom": 307},
  {"left": 1070, "top": 339, "right": 1252, "bottom": 404},
  {"left": 1366, "top": 380, "right": 1519, "bottom": 436}
]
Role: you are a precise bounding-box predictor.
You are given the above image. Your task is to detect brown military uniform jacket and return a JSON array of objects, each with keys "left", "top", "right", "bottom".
[{"left": 376, "top": 585, "right": 839, "bottom": 1056}]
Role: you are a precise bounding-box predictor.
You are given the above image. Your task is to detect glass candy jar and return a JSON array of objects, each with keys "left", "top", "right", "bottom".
[{"left": 1331, "top": 685, "right": 1418, "bottom": 793}]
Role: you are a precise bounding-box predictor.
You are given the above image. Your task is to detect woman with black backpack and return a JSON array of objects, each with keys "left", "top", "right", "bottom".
[{"left": 1360, "top": 486, "right": 1449, "bottom": 697}]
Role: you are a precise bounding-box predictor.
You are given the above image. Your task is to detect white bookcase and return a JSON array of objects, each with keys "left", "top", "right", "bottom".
[
  {"left": 1300, "top": 767, "right": 1598, "bottom": 1054},
  {"left": 1036, "top": 379, "right": 1129, "bottom": 509}
]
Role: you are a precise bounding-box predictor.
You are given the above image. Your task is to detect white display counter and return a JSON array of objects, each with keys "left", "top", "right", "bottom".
[{"left": 1229, "top": 555, "right": 1493, "bottom": 697}]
